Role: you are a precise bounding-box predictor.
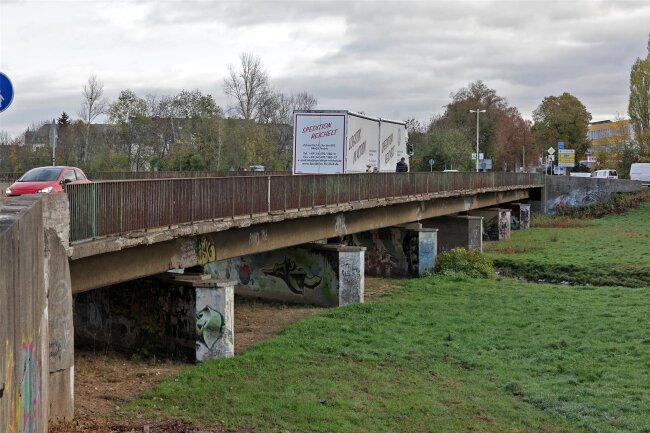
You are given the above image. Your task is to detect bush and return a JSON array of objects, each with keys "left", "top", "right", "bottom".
[{"left": 436, "top": 248, "right": 495, "bottom": 279}]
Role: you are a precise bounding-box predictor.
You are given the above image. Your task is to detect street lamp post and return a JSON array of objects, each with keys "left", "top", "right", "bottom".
[{"left": 469, "top": 108, "right": 486, "bottom": 172}]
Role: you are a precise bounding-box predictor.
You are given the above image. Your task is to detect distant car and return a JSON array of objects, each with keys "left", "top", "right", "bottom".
[
  {"left": 630, "top": 163, "right": 650, "bottom": 186},
  {"left": 591, "top": 169, "right": 618, "bottom": 179},
  {"left": 442, "top": 169, "right": 459, "bottom": 172},
  {"left": 4, "top": 166, "right": 91, "bottom": 197}
]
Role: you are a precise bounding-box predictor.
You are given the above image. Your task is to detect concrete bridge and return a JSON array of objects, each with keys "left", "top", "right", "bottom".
[
  {"left": 66, "top": 172, "right": 542, "bottom": 292},
  {"left": 8, "top": 171, "right": 644, "bottom": 433}
]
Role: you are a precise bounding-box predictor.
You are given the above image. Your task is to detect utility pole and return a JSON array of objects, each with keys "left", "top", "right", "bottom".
[
  {"left": 50, "top": 118, "right": 57, "bottom": 166},
  {"left": 469, "top": 108, "right": 486, "bottom": 172}
]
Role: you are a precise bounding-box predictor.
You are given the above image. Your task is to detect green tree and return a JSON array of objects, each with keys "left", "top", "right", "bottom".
[
  {"left": 628, "top": 35, "right": 650, "bottom": 158},
  {"left": 443, "top": 81, "right": 509, "bottom": 162},
  {"left": 108, "top": 90, "right": 149, "bottom": 170},
  {"left": 412, "top": 116, "right": 473, "bottom": 171},
  {"left": 531, "top": 92, "right": 592, "bottom": 161}
]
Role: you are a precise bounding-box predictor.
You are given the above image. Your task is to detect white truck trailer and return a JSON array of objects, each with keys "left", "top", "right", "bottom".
[{"left": 292, "top": 110, "right": 408, "bottom": 174}]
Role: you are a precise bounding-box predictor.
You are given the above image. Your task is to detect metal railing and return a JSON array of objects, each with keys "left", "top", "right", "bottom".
[
  {"left": 66, "top": 172, "right": 544, "bottom": 242},
  {"left": 87, "top": 171, "right": 289, "bottom": 180}
]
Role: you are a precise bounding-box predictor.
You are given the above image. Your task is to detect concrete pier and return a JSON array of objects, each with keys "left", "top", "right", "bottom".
[
  {"left": 468, "top": 208, "right": 511, "bottom": 241},
  {"left": 421, "top": 215, "right": 483, "bottom": 252},
  {"left": 73, "top": 276, "right": 236, "bottom": 362}
]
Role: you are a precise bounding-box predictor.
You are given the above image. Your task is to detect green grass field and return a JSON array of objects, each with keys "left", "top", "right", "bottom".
[
  {"left": 125, "top": 199, "right": 650, "bottom": 433},
  {"left": 486, "top": 198, "right": 650, "bottom": 286}
]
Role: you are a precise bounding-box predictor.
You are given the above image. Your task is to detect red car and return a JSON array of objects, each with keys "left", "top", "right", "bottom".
[{"left": 4, "top": 166, "right": 91, "bottom": 197}]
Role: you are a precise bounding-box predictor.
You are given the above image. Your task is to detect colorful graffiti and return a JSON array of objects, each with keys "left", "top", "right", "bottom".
[
  {"left": 20, "top": 337, "right": 39, "bottom": 433},
  {"left": 2, "top": 340, "right": 15, "bottom": 433},
  {"left": 197, "top": 237, "right": 216, "bottom": 265},
  {"left": 547, "top": 188, "right": 608, "bottom": 215},
  {"left": 196, "top": 305, "right": 225, "bottom": 352},
  {"left": 498, "top": 210, "right": 511, "bottom": 240},
  {"left": 205, "top": 247, "right": 339, "bottom": 306}
]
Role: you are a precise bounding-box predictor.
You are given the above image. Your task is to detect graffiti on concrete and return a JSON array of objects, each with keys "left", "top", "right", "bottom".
[
  {"left": 20, "top": 337, "right": 39, "bottom": 433},
  {"left": 205, "top": 248, "right": 339, "bottom": 306},
  {"left": 417, "top": 231, "right": 437, "bottom": 275},
  {"left": 74, "top": 282, "right": 197, "bottom": 360},
  {"left": 547, "top": 188, "right": 608, "bottom": 215},
  {"left": 196, "top": 305, "right": 224, "bottom": 352},
  {"left": 403, "top": 231, "right": 420, "bottom": 276},
  {"left": 262, "top": 256, "right": 322, "bottom": 294},
  {"left": 249, "top": 229, "right": 268, "bottom": 246},
  {"left": 49, "top": 278, "right": 73, "bottom": 370},
  {"left": 237, "top": 259, "right": 252, "bottom": 285},
  {"left": 334, "top": 214, "right": 347, "bottom": 234},
  {"left": 498, "top": 210, "right": 511, "bottom": 240},
  {"left": 349, "top": 228, "right": 420, "bottom": 277},
  {"left": 1, "top": 340, "right": 15, "bottom": 433},
  {"left": 197, "top": 237, "right": 216, "bottom": 265},
  {"left": 338, "top": 252, "right": 363, "bottom": 305},
  {"left": 519, "top": 205, "right": 530, "bottom": 229},
  {"left": 354, "top": 230, "right": 399, "bottom": 276},
  {"left": 195, "top": 286, "right": 234, "bottom": 361}
]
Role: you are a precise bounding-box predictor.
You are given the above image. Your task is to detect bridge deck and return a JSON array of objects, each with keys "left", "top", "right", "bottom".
[{"left": 66, "top": 172, "right": 543, "bottom": 244}]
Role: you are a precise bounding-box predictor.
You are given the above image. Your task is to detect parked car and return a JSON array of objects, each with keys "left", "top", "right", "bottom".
[
  {"left": 4, "top": 166, "right": 91, "bottom": 197},
  {"left": 591, "top": 169, "right": 618, "bottom": 179},
  {"left": 630, "top": 163, "right": 650, "bottom": 186}
]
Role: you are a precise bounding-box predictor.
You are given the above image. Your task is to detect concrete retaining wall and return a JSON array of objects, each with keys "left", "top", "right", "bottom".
[
  {"left": 0, "top": 196, "right": 49, "bottom": 433},
  {"left": 542, "top": 176, "right": 642, "bottom": 215},
  {"left": 204, "top": 243, "right": 365, "bottom": 307}
]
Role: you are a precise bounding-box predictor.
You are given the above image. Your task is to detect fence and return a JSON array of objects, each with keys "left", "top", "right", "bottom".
[
  {"left": 66, "top": 172, "right": 544, "bottom": 242},
  {"left": 87, "top": 171, "right": 289, "bottom": 180}
]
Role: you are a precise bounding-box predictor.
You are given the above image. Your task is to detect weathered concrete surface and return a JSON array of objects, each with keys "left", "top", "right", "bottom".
[
  {"left": 543, "top": 176, "right": 642, "bottom": 214},
  {"left": 342, "top": 226, "right": 436, "bottom": 277},
  {"left": 71, "top": 188, "right": 530, "bottom": 293},
  {"left": 69, "top": 184, "right": 541, "bottom": 261},
  {"left": 421, "top": 215, "right": 483, "bottom": 253},
  {"left": 41, "top": 194, "right": 75, "bottom": 422},
  {"left": 205, "top": 244, "right": 365, "bottom": 307},
  {"left": 502, "top": 203, "right": 531, "bottom": 230},
  {"left": 74, "top": 276, "right": 236, "bottom": 362},
  {"left": 195, "top": 281, "right": 235, "bottom": 361},
  {"left": 468, "top": 208, "right": 511, "bottom": 241},
  {"left": 48, "top": 368, "right": 73, "bottom": 423},
  {"left": 0, "top": 196, "right": 49, "bottom": 433}
]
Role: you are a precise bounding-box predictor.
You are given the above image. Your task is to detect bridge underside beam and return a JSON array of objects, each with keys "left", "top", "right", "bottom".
[{"left": 71, "top": 189, "right": 529, "bottom": 293}]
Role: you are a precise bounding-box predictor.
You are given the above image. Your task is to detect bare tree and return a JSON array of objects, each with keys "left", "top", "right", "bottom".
[
  {"left": 79, "top": 74, "right": 108, "bottom": 163},
  {"left": 223, "top": 53, "right": 271, "bottom": 120}
]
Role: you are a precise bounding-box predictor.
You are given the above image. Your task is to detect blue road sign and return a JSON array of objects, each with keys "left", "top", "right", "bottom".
[
  {"left": 558, "top": 141, "right": 564, "bottom": 150},
  {"left": 0, "top": 73, "right": 15, "bottom": 113}
]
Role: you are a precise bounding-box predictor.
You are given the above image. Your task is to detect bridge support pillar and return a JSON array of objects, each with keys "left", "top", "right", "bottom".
[
  {"left": 74, "top": 277, "right": 235, "bottom": 362},
  {"left": 502, "top": 203, "right": 531, "bottom": 230},
  {"left": 421, "top": 215, "right": 483, "bottom": 253},
  {"left": 468, "top": 208, "right": 511, "bottom": 241},
  {"left": 205, "top": 244, "right": 365, "bottom": 307},
  {"left": 338, "top": 225, "right": 437, "bottom": 277},
  {"left": 169, "top": 276, "right": 235, "bottom": 362}
]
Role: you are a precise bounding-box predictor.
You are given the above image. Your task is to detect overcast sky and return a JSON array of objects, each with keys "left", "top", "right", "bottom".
[{"left": 1, "top": 0, "right": 649, "bottom": 137}]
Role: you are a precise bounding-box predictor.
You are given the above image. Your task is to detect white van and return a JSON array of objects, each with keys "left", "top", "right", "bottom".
[
  {"left": 591, "top": 169, "right": 618, "bottom": 179},
  {"left": 630, "top": 163, "right": 650, "bottom": 186}
]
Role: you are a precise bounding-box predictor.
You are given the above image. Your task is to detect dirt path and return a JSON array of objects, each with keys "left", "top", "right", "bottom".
[{"left": 50, "top": 277, "right": 403, "bottom": 432}]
